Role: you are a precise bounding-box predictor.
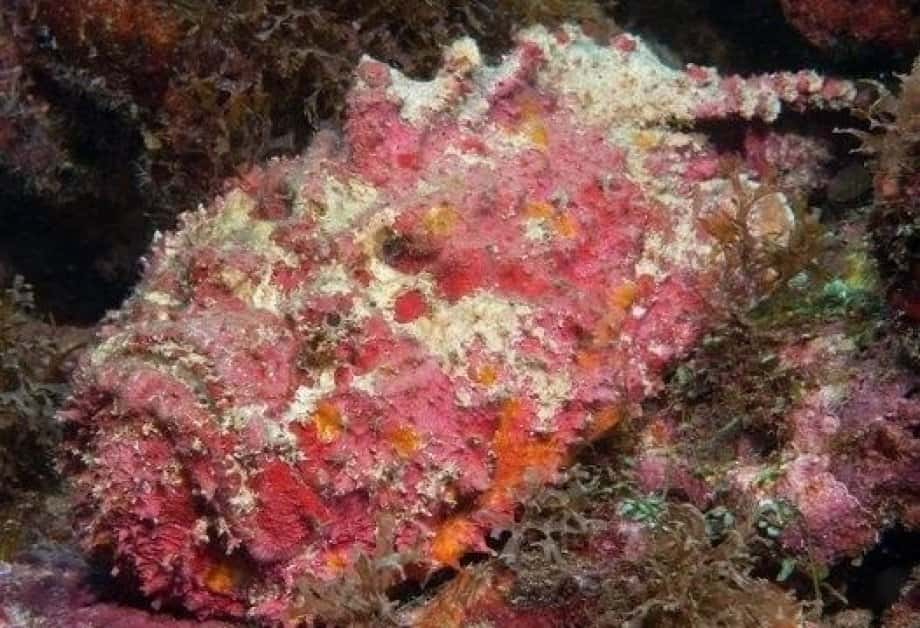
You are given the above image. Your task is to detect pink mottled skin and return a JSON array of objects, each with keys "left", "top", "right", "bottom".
[{"left": 61, "top": 26, "right": 860, "bottom": 622}]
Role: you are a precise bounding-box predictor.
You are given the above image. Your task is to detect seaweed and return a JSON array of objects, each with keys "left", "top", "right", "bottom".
[
  {"left": 498, "top": 465, "right": 616, "bottom": 606},
  {"left": 288, "top": 515, "right": 421, "bottom": 627},
  {"left": 698, "top": 160, "right": 829, "bottom": 311},
  {"left": 489, "top": 465, "right": 806, "bottom": 628},
  {"left": 0, "top": 276, "right": 71, "bottom": 498},
  {"left": 848, "top": 58, "right": 920, "bottom": 363},
  {"left": 594, "top": 503, "right": 804, "bottom": 628}
]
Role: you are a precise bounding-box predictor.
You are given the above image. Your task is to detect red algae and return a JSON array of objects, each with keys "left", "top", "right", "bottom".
[
  {"left": 780, "top": 0, "right": 920, "bottom": 55},
  {"left": 60, "top": 24, "right": 862, "bottom": 622}
]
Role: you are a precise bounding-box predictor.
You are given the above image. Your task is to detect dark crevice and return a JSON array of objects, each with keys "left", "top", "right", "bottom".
[
  {"left": 691, "top": 108, "right": 868, "bottom": 162},
  {"left": 615, "top": 0, "right": 916, "bottom": 78},
  {"left": 387, "top": 565, "right": 457, "bottom": 606},
  {"left": 0, "top": 182, "right": 146, "bottom": 323},
  {"left": 68, "top": 551, "right": 203, "bottom": 621},
  {"left": 0, "top": 55, "right": 156, "bottom": 323},
  {"left": 834, "top": 526, "right": 920, "bottom": 621}
]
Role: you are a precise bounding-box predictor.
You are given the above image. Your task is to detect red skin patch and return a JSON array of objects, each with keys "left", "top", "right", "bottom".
[
  {"left": 495, "top": 262, "right": 550, "bottom": 299},
  {"left": 345, "top": 99, "right": 424, "bottom": 187},
  {"left": 435, "top": 249, "right": 488, "bottom": 302},
  {"left": 393, "top": 289, "right": 428, "bottom": 322},
  {"left": 612, "top": 34, "right": 637, "bottom": 53},
  {"left": 248, "top": 461, "right": 329, "bottom": 562}
]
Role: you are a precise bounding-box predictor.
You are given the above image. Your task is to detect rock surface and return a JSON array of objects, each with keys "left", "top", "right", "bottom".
[
  {"left": 779, "top": 0, "right": 920, "bottom": 55},
  {"left": 0, "top": 550, "right": 233, "bottom": 627}
]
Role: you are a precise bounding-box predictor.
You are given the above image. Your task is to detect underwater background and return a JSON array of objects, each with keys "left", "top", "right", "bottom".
[{"left": 1, "top": 1, "right": 919, "bottom": 626}]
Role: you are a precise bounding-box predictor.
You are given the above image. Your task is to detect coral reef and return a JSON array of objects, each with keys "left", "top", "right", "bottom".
[
  {"left": 56, "top": 22, "right": 867, "bottom": 622},
  {"left": 0, "top": 11, "right": 68, "bottom": 200},
  {"left": 779, "top": 0, "right": 920, "bottom": 57},
  {"left": 3, "top": 2, "right": 916, "bottom": 625},
  {"left": 0, "top": 0, "right": 917, "bottom": 624}
]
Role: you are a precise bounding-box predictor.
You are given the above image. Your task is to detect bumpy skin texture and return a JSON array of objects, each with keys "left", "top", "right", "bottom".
[
  {"left": 779, "top": 0, "right": 920, "bottom": 54},
  {"left": 61, "top": 25, "right": 858, "bottom": 622}
]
